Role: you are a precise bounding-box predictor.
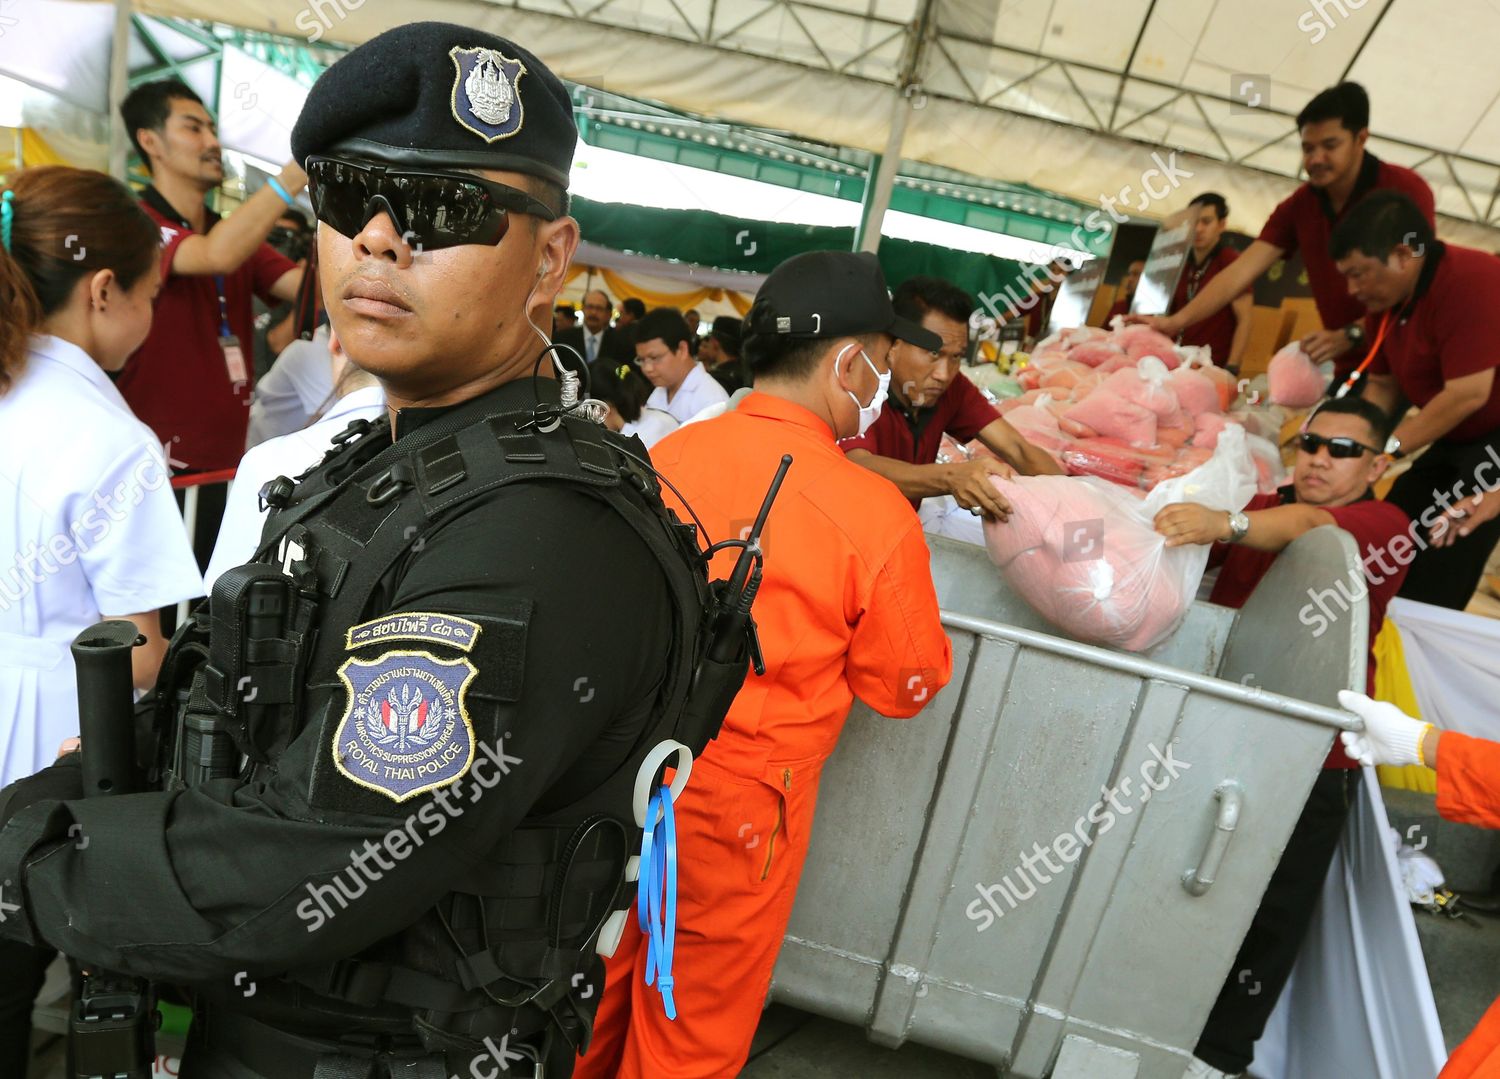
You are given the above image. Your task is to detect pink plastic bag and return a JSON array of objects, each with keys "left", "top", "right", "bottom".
[
  {"left": 1069, "top": 341, "right": 1127, "bottom": 368},
  {"left": 999, "top": 387, "right": 1071, "bottom": 415},
  {"left": 1169, "top": 368, "right": 1222, "bottom": 416},
  {"left": 1061, "top": 440, "right": 1149, "bottom": 488},
  {"left": 1102, "top": 357, "right": 1180, "bottom": 421},
  {"left": 1182, "top": 361, "right": 1240, "bottom": 410},
  {"left": 1156, "top": 423, "right": 1192, "bottom": 449},
  {"left": 1192, "top": 412, "right": 1228, "bottom": 449},
  {"left": 1003, "top": 405, "right": 1071, "bottom": 453},
  {"left": 1039, "top": 359, "right": 1094, "bottom": 390},
  {"left": 982, "top": 427, "right": 1256, "bottom": 651},
  {"left": 1114, "top": 325, "right": 1182, "bottom": 369},
  {"left": 1060, "top": 326, "right": 1109, "bottom": 348},
  {"left": 1125, "top": 341, "right": 1181, "bottom": 369},
  {"left": 1062, "top": 390, "right": 1158, "bottom": 447},
  {"left": 1267, "top": 344, "right": 1325, "bottom": 407},
  {"left": 1142, "top": 447, "right": 1216, "bottom": 487}
]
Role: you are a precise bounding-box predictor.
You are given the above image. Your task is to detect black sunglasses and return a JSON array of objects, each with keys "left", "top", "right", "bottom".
[
  {"left": 1298, "top": 432, "right": 1380, "bottom": 459},
  {"left": 305, "top": 156, "right": 557, "bottom": 251}
]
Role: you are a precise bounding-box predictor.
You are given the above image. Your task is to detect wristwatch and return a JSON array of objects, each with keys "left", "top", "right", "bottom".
[
  {"left": 1346, "top": 322, "right": 1366, "bottom": 347},
  {"left": 1226, "top": 510, "right": 1251, "bottom": 544},
  {"left": 1386, "top": 435, "right": 1405, "bottom": 459}
]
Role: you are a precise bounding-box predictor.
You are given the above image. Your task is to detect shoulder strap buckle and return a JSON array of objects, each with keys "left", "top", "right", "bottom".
[{"left": 367, "top": 461, "right": 415, "bottom": 506}]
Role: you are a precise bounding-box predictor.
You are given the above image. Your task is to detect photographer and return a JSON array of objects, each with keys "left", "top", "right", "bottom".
[{"left": 254, "top": 206, "right": 315, "bottom": 378}]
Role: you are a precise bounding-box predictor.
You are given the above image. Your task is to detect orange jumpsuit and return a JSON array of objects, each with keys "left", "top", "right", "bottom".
[
  {"left": 1437, "top": 730, "right": 1500, "bottom": 1078},
  {"left": 574, "top": 392, "right": 953, "bottom": 1079}
]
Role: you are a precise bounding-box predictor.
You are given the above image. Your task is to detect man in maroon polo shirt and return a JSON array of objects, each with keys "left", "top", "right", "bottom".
[
  {"left": 1169, "top": 193, "right": 1252, "bottom": 372},
  {"left": 1134, "top": 81, "right": 1434, "bottom": 387},
  {"left": 842, "top": 275, "right": 1063, "bottom": 520},
  {"left": 115, "top": 79, "right": 308, "bottom": 563},
  {"left": 1154, "top": 395, "right": 1410, "bottom": 1078},
  {"left": 1332, "top": 189, "right": 1500, "bottom": 610}
]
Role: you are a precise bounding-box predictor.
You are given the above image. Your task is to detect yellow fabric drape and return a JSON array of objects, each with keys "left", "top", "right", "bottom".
[
  {"left": 584, "top": 266, "right": 753, "bottom": 316},
  {"left": 1372, "top": 618, "right": 1438, "bottom": 793},
  {"left": 0, "top": 127, "right": 68, "bottom": 174}
]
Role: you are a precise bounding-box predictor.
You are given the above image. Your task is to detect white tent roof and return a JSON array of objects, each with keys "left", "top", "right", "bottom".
[{"left": 42, "top": 0, "right": 1500, "bottom": 248}]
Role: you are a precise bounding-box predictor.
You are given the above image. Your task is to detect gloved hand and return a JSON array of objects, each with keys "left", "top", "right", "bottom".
[{"left": 1338, "top": 690, "right": 1432, "bottom": 768}]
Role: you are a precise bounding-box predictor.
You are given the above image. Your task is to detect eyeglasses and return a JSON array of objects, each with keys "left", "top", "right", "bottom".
[
  {"left": 1297, "top": 432, "right": 1380, "bottom": 459},
  {"left": 633, "top": 351, "right": 670, "bottom": 368},
  {"left": 305, "top": 156, "right": 557, "bottom": 251}
]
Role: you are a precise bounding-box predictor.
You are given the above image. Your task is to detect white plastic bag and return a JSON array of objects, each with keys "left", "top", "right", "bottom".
[
  {"left": 1390, "top": 825, "right": 1446, "bottom": 906},
  {"left": 981, "top": 426, "right": 1256, "bottom": 651}
]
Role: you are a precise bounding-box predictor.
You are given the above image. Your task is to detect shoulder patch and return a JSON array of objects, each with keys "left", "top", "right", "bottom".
[
  {"left": 346, "top": 611, "right": 481, "bottom": 653},
  {"left": 333, "top": 649, "right": 477, "bottom": 802}
]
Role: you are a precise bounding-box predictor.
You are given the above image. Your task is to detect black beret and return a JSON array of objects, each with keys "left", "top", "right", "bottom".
[{"left": 291, "top": 21, "right": 576, "bottom": 189}]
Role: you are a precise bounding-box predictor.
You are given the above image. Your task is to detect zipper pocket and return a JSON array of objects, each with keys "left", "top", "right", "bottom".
[{"left": 760, "top": 768, "right": 792, "bottom": 881}]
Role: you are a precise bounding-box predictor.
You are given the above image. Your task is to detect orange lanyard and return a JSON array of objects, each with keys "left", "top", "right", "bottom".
[{"left": 1334, "top": 311, "right": 1393, "bottom": 398}]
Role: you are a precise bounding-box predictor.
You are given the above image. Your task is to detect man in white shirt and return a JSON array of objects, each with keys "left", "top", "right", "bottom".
[
  {"left": 634, "top": 305, "right": 729, "bottom": 424},
  {"left": 245, "top": 323, "right": 336, "bottom": 448},
  {"left": 208, "top": 339, "right": 385, "bottom": 588}
]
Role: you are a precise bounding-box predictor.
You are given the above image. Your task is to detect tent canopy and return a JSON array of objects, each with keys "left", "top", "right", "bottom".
[{"left": 117, "top": 0, "right": 1500, "bottom": 249}]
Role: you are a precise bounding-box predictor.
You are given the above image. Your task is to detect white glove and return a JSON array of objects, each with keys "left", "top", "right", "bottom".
[{"left": 1338, "top": 690, "right": 1432, "bottom": 768}]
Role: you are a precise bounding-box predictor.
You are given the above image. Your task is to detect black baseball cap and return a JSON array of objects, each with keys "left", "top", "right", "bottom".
[{"left": 745, "top": 251, "right": 942, "bottom": 351}]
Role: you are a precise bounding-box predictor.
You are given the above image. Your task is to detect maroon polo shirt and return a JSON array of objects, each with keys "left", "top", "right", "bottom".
[
  {"left": 840, "top": 372, "right": 1001, "bottom": 507},
  {"left": 1258, "top": 152, "right": 1435, "bottom": 380},
  {"left": 116, "top": 189, "right": 297, "bottom": 472},
  {"left": 1172, "top": 245, "right": 1245, "bottom": 368},
  {"left": 1363, "top": 242, "right": 1500, "bottom": 443},
  {"left": 1209, "top": 489, "right": 1411, "bottom": 767}
]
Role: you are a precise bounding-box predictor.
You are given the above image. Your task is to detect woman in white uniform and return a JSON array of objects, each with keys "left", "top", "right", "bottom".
[{"left": 0, "top": 166, "right": 203, "bottom": 1074}]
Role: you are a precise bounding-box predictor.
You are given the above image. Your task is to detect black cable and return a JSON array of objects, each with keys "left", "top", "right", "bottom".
[
  {"left": 515, "top": 314, "right": 749, "bottom": 563},
  {"left": 609, "top": 441, "right": 723, "bottom": 554}
]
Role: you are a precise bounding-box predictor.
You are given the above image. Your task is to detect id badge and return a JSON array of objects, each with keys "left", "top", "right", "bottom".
[{"left": 221, "top": 334, "right": 248, "bottom": 387}]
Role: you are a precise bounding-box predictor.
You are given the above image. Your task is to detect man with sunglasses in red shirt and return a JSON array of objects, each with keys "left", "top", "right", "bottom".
[{"left": 1153, "top": 395, "right": 1410, "bottom": 1078}]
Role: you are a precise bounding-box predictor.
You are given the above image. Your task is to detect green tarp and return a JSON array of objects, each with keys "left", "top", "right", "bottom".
[{"left": 571, "top": 196, "right": 1029, "bottom": 308}]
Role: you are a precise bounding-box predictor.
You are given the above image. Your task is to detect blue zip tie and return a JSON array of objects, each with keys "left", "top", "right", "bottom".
[{"left": 637, "top": 783, "right": 679, "bottom": 1020}]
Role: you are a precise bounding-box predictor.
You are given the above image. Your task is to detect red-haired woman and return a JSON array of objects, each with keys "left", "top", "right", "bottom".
[{"left": 0, "top": 166, "right": 203, "bottom": 1074}]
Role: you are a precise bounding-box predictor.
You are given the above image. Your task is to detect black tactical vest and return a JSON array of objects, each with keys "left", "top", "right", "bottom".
[{"left": 158, "top": 390, "right": 740, "bottom": 1062}]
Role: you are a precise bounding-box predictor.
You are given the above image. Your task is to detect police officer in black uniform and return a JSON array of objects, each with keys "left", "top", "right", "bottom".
[{"left": 0, "top": 22, "right": 745, "bottom": 1079}]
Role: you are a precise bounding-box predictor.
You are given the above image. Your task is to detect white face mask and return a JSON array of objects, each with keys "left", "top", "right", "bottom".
[{"left": 840, "top": 344, "right": 890, "bottom": 438}]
